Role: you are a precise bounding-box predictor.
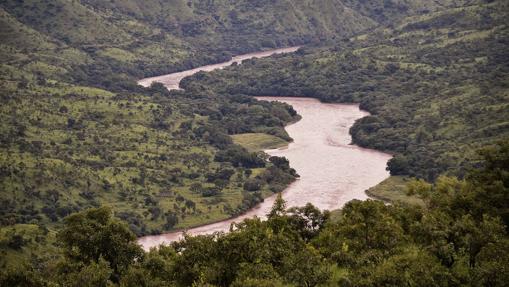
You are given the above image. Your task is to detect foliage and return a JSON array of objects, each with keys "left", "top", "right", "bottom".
[
  {"left": 1, "top": 0, "right": 508, "bottom": 286},
  {"left": 57, "top": 207, "right": 143, "bottom": 279},
  {"left": 2, "top": 142, "right": 508, "bottom": 286},
  {"left": 187, "top": 0, "right": 509, "bottom": 180}
]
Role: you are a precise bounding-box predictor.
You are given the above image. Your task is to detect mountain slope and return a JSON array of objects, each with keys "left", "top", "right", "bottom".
[
  {"left": 183, "top": 0, "right": 509, "bottom": 180},
  {"left": 341, "top": 0, "right": 483, "bottom": 24},
  {"left": 1, "top": 1, "right": 508, "bottom": 284},
  {"left": 0, "top": 0, "right": 376, "bottom": 84}
]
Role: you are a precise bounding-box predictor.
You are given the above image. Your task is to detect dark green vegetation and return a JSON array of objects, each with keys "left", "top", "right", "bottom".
[
  {"left": 2, "top": 0, "right": 368, "bottom": 236},
  {"left": 4, "top": 0, "right": 460, "bottom": 236},
  {"left": 0, "top": 0, "right": 376, "bottom": 83},
  {"left": 1, "top": 141, "right": 508, "bottom": 286},
  {"left": 187, "top": 0, "right": 509, "bottom": 181},
  {"left": 1, "top": 0, "right": 509, "bottom": 285}
]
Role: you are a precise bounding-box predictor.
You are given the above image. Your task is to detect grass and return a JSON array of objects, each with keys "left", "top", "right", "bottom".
[
  {"left": 0, "top": 224, "right": 60, "bottom": 269},
  {"left": 98, "top": 48, "right": 137, "bottom": 63},
  {"left": 365, "top": 176, "right": 424, "bottom": 206},
  {"left": 231, "top": 133, "right": 289, "bottom": 152},
  {"left": 328, "top": 176, "right": 424, "bottom": 223},
  {"left": 0, "top": 78, "right": 298, "bottom": 236}
]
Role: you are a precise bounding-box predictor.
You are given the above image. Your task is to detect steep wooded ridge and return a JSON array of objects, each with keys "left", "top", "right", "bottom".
[
  {"left": 1, "top": 0, "right": 375, "bottom": 83},
  {"left": 187, "top": 0, "right": 509, "bottom": 180},
  {"left": 0, "top": 0, "right": 474, "bottom": 83},
  {"left": 1, "top": 0, "right": 509, "bottom": 286}
]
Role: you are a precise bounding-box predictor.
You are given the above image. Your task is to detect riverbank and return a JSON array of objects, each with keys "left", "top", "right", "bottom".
[
  {"left": 138, "top": 97, "right": 392, "bottom": 250},
  {"left": 136, "top": 47, "right": 392, "bottom": 250},
  {"left": 231, "top": 133, "right": 290, "bottom": 152},
  {"left": 365, "top": 176, "right": 424, "bottom": 206},
  {"left": 138, "top": 46, "right": 301, "bottom": 89}
]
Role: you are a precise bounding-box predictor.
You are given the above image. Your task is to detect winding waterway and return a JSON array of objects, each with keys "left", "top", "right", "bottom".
[
  {"left": 137, "top": 48, "right": 391, "bottom": 251},
  {"left": 138, "top": 47, "right": 300, "bottom": 89}
]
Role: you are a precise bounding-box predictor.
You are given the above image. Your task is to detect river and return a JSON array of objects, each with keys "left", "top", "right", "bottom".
[
  {"left": 137, "top": 48, "right": 391, "bottom": 251},
  {"left": 138, "top": 47, "right": 301, "bottom": 89}
]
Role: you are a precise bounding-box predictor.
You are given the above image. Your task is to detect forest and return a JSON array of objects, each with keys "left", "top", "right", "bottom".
[
  {"left": 186, "top": 0, "right": 509, "bottom": 181},
  {"left": 1, "top": 141, "right": 508, "bottom": 286},
  {"left": 0, "top": 0, "right": 508, "bottom": 286}
]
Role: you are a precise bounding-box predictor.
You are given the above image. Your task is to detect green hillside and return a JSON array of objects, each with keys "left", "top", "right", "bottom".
[
  {"left": 187, "top": 0, "right": 509, "bottom": 180},
  {"left": 1, "top": 0, "right": 508, "bottom": 285},
  {"left": 2, "top": 144, "right": 508, "bottom": 285},
  {"left": 2, "top": 0, "right": 365, "bottom": 236},
  {"left": 0, "top": 77, "right": 303, "bottom": 234},
  {"left": 341, "top": 0, "right": 482, "bottom": 24},
  {"left": 1, "top": 0, "right": 476, "bottom": 88},
  {"left": 0, "top": 0, "right": 377, "bottom": 85}
]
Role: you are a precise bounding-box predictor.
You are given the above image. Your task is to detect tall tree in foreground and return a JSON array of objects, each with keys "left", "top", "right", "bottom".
[{"left": 56, "top": 207, "right": 144, "bottom": 282}]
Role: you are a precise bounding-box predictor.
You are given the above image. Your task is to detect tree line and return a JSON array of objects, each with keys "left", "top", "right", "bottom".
[{"left": 1, "top": 140, "right": 508, "bottom": 286}]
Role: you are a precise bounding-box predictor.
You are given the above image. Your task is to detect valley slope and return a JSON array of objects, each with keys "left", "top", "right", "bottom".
[
  {"left": 187, "top": 0, "right": 509, "bottom": 180},
  {"left": 1, "top": 0, "right": 509, "bottom": 285}
]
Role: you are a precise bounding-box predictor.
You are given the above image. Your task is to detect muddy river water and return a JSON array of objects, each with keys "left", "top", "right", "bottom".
[
  {"left": 138, "top": 47, "right": 301, "bottom": 89},
  {"left": 137, "top": 48, "right": 391, "bottom": 250}
]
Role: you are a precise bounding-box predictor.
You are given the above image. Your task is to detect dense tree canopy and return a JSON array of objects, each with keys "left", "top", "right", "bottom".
[
  {"left": 187, "top": 0, "right": 509, "bottom": 180},
  {"left": 0, "top": 141, "right": 508, "bottom": 286}
]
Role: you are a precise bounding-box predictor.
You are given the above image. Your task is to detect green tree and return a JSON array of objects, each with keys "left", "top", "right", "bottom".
[
  {"left": 56, "top": 258, "right": 113, "bottom": 287},
  {"left": 281, "top": 244, "right": 331, "bottom": 287},
  {"left": 268, "top": 193, "right": 286, "bottom": 218},
  {"left": 472, "top": 239, "right": 509, "bottom": 286},
  {"left": 0, "top": 266, "right": 46, "bottom": 287},
  {"left": 288, "top": 203, "right": 330, "bottom": 241},
  {"left": 360, "top": 249, "right": 452, "bottom": 287},
  {"left": 57, "top": 207, "right": 143, "bottom": 281}
]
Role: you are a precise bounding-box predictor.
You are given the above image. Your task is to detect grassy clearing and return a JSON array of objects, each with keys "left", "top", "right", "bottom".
[
  {"left": 329, "top": 176, "right": 423, "bottom": 223},
  {"left": 231, "top": 133, "right": 289, "bottom": 152},
  {"left": 366, "top": 176, "right": 424, "bottom": 206}
]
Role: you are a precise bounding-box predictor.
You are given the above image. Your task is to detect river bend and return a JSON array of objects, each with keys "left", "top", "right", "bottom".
[{"left": 137, "top": 48, "right": 391, "bottom": 251}]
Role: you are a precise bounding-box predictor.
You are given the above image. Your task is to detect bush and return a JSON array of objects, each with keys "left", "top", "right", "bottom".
[{"left": 243, "top": 178, "right": 264, "bottom": 191}]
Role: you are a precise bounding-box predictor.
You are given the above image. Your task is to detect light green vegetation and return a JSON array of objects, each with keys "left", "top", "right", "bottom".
[
  {"left": 0, "top": 224, "right": 60, "bottom": 270},
  {"left": 365, "top": 176, "right": 424, "bottom": 206},
  {"left": 0, "top": 78, "right": 299, "bottom": 236},
  {"left": 232, "top": 133, "right": 289, "bottom": 152}
]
